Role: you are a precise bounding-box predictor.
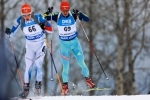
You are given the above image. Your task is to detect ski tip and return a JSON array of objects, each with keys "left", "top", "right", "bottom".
[
  {"left": 83, "top": 87, "right": 111, "bottom": 92},
  {"left": 106, "top": 78, "right": 109, "bottom": 80}
]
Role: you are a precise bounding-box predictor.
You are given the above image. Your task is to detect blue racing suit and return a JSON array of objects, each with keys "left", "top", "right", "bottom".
[{"left": 44, "top": 11, "right": 90, "bottom": 83}]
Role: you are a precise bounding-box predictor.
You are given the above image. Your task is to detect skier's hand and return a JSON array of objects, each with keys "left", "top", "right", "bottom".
[
  {"left": 73, "top": 9, "right": 80, "bottom": 16},
  {"left": 45, "top": 7, "right": 53, "bottom": 15},
  {"left": 48, "top": 7, "right": 53, "bottom": 14},
  {"left": 5, "top": 28, "right": 11, "bottom": 35},
  {"left": 43, "top": 7, "right": 53, "bottom": 18},
  {"left": 39, "top": 23, "right": 46, "bottom": 30}
]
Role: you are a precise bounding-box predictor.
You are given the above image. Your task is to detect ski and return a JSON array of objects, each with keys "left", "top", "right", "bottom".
[
  {"left": 9, "top": 97, "right": 32, "bottom": 100},
  {"left": 83, "top": 87, "right": 111, "bottom": 92},
  {"left": 10, "top": 96, "right": 41, "bottom": 100}
]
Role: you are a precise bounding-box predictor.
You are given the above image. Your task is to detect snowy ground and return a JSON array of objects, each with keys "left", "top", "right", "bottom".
[{"left": 10, "top": 95, "right": 150, "bottom": 100}]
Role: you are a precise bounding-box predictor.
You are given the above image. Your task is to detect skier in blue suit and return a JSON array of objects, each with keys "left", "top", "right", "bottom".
[
  {"left": 5, "top": 3, "right": 53, "bottom": 98},
  {"left": 43, "top": 1, "right": 95, "bottom": 95}
]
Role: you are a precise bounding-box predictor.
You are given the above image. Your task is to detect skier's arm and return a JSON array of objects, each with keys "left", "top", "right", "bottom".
[
  {"left": 43, "top": 11, "right": 59, "bottom": 23},
  {"left": 38, "top": 14, "right": 53, "bottom": 33},
  {"left": 72, "top": 10, "right": 89, "bottom": 22},
  {"left": 9, "top": 16, "right": 22, "bottom": 37}
]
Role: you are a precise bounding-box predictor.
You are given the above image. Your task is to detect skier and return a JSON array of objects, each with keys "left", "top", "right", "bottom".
[
  {"left": 5, "top": 3, "right": 53, "bottom": 98},
  {"left": 43, "top": 1, "right": 95, "bottom": 95}
]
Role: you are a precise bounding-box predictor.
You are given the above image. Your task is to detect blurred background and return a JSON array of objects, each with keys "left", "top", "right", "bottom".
[{"left": 0, "top": 0, "right": 150, "bottom": 99}]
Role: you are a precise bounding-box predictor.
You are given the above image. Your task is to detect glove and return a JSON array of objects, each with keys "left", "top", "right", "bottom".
[
  {"left": 39, "top": 23, "right": 46, "bottom": 30},
  {"left": 45, "top": 7, "right": 53, "bottom": 15},
  {"left": 73, "top": 9, "right": 80, "bottom": 16},
  {"left": 43, "top": 7, "right": 53, "bottom": 18},
  {"left": 48, "top": 7, "right": 53, "bottom": 14},
  {"left": 45, "top": 26, "right": 53, "bottom": 34},
  {"left": 5, "top": 28, "right": 11, "bottom": 35}
]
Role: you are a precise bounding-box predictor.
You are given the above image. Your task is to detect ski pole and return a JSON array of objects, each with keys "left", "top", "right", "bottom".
[
  {"left": 45, "top": 38, "right": 64, "bottom": 95},
  {"left": 8, "top": 59, "right": 22, "bottom": 91},
  {"left": 46, "top": 7, "right": 54, "bottom": 81},
  {"left": 50, "top": 35, "right": 54, "bottom": 81},
  {"left": 7, "top": 35, "right": 24, "bottom": 87},
  {"left": 77, "top": 17, "right": 109, "bottom": 80},
  {"left": 50, "top": 35, "right": 53, "bottom": 81},
  {"left": 50, "top": 10, "right": 53, "bottom": 81}
]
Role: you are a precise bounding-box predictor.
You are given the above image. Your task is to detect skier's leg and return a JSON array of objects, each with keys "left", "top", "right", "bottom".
[
  {"left": 19, "top": 45, "right": 35, "bottom": 98},
  {"left": 72, "top": 39, "right": 89, "bottom": 77},
  {"left": 60, "top": 40, "right": 71, "bottom": 95},
  {"left": 34, "top": 81, "right": 42, "bottom": 96},
  {"left": 19, "top": 83, "right": 30, "bottom": 99},
  {"left": 72, "top": 38, "right": 95, "bottom": 88},
  {"left": 24, "top": 46, "right": 35, "bottom": 83},
  {"left": 34, "top": 42, "right": 46, "bottom": 95},
  {"left": 35, "top": 42, "right": 46, "bottom": 82},
  {"left": 60, "top": 42, "right": 70, "bottom": 83}
]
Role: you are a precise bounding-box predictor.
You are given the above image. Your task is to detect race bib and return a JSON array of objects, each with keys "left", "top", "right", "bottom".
[
  {"left": 58, "top": 24, "right": 76, "bottom": 36},
  {"left": 23, "top": 24, "right": 42, "bottom": 36}
]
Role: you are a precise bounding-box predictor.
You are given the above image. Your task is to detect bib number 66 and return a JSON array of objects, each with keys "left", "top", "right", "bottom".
[{"left": 28, "top": 26, "right": 36, "bottom": 32}]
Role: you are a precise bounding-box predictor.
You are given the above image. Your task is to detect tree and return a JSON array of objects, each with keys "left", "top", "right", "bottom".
[{"left": 75, "top": 0, "right": 150, "bottom": 95}]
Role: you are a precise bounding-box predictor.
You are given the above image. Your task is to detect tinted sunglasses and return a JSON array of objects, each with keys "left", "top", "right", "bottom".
[{"left": 23, "top": 14, "right": 31, "bottom": 17}]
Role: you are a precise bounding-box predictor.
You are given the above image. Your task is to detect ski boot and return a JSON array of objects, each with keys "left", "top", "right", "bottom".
[
  {"left": 34, "top": 81, "right": 42, "bottom": 96},
  {"left": 62, "top": 83, "right": 68, "bottom": 95},
  {"left": 85, "top": 77, "right": 95, "bottom": 88},
  {"left": 19, "top": 83, "right": 30, "bottom": 99}
]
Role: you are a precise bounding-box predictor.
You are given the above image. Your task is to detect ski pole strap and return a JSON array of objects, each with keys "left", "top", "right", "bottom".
[
  {"left": 21, "top": 16, "right": 24, "bottom": 31},
  {"left": 31, "top": 13, "right": 40, "bottom": 24},
  {"left": 31, "top": 13, "right": 48, "bottom": 29}
]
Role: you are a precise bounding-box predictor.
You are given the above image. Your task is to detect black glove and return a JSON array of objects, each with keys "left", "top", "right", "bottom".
[
  {"left": 5, "top": 28, "right": 11, "bottom": 35},
  {"left": 73, "top": 9, "right": 80, "bottom": 16},
  {"left": 48, "top": 7, "right": 53, "bottom": 13},
  {"left": 39, "top": 23, "right": 45, "bottom": 30},
  {"left": 45, "top": 7, "right": 53, "bottom": 15}
]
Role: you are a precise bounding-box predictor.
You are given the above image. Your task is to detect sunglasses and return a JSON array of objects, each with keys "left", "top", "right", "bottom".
[{"left": 23, "top": 14, "right": 31, "bottom": 17}]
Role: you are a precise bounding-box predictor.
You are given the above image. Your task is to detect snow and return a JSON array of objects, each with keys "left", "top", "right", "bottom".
[{"left": 10, "top": 95, "right": 150, "bottom": 100}]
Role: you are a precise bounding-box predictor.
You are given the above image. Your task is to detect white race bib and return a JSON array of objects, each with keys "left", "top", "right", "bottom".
[
  {"left": 57, "top": 24, "right": 76, "bottom": 36},
  {"left": 23, "top": 24, "right": 42, "bottom": 36}
]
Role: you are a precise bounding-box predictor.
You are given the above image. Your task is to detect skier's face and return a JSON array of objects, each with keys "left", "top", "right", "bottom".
[
  {"left": 23, "top": 14, "right": 32, "bottom": 21},
  {"left": 61, "top": 10, "right": 69, "bottom": 17}
]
